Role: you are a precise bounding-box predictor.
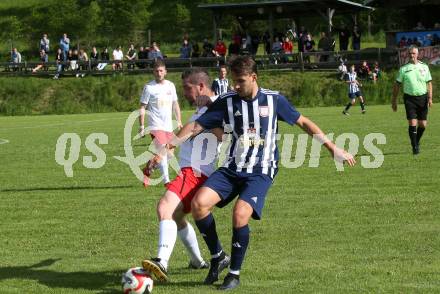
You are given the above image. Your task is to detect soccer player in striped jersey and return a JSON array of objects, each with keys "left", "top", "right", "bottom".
[
  {"left": 211, "top": 65, "right": 231, "bottom": 96},
  {"left": 148, "top": 56, "right": 356, "bottom": 290},
  {"left": 342, "top": 64, "right": 366, "bottom": 115}
]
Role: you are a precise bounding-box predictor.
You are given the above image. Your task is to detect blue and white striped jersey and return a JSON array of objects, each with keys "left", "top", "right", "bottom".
[
  {"left": 344, "top": 72, "right": 360, "bottom": 94},
  {"left": 196, "top": 88, "right": 301, "bottom": 178},
  {"left": 211, "top": 78, "right": 229, "bottom": 96}
]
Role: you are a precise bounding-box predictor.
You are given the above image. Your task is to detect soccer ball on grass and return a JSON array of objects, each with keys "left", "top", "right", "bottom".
[{"left": 121, "top": 267, "right": 154, "bottom": 294}]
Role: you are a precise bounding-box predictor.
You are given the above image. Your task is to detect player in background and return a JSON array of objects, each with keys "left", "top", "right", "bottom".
[
  {"left": 139, "top": 59, "right": 182, "bottom": 184},
  {"left": 211, "top": 65, "right": 231, "bottom": 96},
  {"left": 392, "top": 45, "right": 433, "bottom": 155},
  {"left": 147, "top": 56, "right": 356, "bottom": 290},
  {"left": 342, "top": 64, "right": 366, "bottom": 115},
  {"left": 142, "top": 68, "right": 227, "bottom": 282}
]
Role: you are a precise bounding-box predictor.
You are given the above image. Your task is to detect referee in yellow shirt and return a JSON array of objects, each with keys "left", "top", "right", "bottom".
[{"left": 392, "top": 46, "right": 433, "bottom": 154}]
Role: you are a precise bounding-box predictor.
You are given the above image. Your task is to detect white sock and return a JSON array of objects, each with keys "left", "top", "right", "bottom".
[
  {"left": 158, "top": 155, "right": 170, "bottom": 184},
  {"left": 178, "top": 222, "right": 204, "bottom": 266},
  {"left": 157, "top": 220, "right": 177, "bottom": 270}
]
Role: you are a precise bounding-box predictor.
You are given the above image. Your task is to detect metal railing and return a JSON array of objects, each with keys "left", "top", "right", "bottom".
[{"left": 0, "top": 48, "right": 399, "bottom": 77}]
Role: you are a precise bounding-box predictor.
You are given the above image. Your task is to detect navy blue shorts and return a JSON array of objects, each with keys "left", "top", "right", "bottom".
[
  {"left": 348, "top": 91, "right": 362, "bottom": 99},
  {"left": 202, "top": 167, "right": 273, "bottom": 220}
]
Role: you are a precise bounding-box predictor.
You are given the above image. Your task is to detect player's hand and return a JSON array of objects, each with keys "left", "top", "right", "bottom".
[
  {"left": 428, "top": 99, "right": 433, "bottom": 108},
  {"left": 147, "top": 154, "right": 162, "bottom": 171},
  {"left": 391, "top": 101, "right": 397, "bottom": 112},
  {"left": 177, "top": 121, "right": 183, "bottom": 130},
  {"left": 333, "top": 147, "right": 356, "bottom": 166},
  {"left": 139, "top": 126, "right": 145, "bottom": 138}
]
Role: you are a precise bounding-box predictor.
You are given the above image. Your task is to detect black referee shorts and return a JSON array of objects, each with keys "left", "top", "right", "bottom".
[{"left": 404, "top": 93, "right": 428, "bottom": 120}]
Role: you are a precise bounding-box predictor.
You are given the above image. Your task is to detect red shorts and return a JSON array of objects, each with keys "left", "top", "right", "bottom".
[
  {"left": 166, "top": 167, "right": 208, "bottom": 214},
  {"left": 150, "top": 130, "right": 174, "bottom": 145}
]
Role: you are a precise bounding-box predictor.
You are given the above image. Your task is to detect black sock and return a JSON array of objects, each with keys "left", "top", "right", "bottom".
[
  {"left": 344, "top": 103, "right": 352, "bottom": 111},
  {"left": 408, "top": 126, "right": 417, "bottom": 149},
  {"left": 360, "top": 101, "right": 365, "bottom": 111},
  {"left": 195, "top": 213, "right": 222, "bottom": 256},
  {"left": 230, "top": 225, "right": 250, "bottom": 272},
  {"left": 416, "top": 127, "right": 425, "bottom": 145}
]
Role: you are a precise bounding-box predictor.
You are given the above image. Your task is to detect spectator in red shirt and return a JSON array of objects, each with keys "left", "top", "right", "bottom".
[
  {"left": 214, "top": 39, "right": 227, "bottom": 57},
  {"left": 282, "top": 36, "right": 293, "bottom": 54}
]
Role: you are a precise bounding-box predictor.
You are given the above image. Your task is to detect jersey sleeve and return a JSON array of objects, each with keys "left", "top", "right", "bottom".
[
  {"left": 195, "top": 97, "right": 226, "bottom": 129},
  {"left": 425, "top": 65, "right": 432, "bottom": 82},
  {"left": 396, "top": 67, "right": 403, "bottom": 83},
  {"left": 277, "top": 95, "right": 301, "bottom": 125},
  {"left": 139, "top": 85, "right": 150, "bottom": 105}
]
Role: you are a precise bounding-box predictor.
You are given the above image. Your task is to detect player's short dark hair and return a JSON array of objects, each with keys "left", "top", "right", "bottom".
[
  {"left": 181, "top": 67, "right": 211, "bottom": 86},
  {"left": 153, "top": 59, "right": 166, "bottom": 69},
  {"left": 229, "top": 55, "right": 257, "bottom": 76}
]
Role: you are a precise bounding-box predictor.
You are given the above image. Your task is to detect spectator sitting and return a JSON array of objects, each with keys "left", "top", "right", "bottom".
[
  {"left": 126, "top": 44, "right": 137, "bottom": 69},
  {"left": 137, "top": 46, "right": 149, "bottom": 68},
  {"left": 90, "top": 47, "right": 99, "bottom": 70},
  {"left": 10, "top": 47, "right": 22, "bottom": 71},
  {"left": 40, "top": 34, "right": 50, "bottom": 53},
  {"left": 271, "top": 36, "right": 283, "bottom": 54},
  {"left": 32, "top": 49, "right": 48, "bottom": 73},
  {"left": 282, "top": 36, "right": 293, "bottom": 63},
  {"left": 53, "top": 48, "right": 65, "bottom": 79},
  {"left": 179, "top": 39, "right": 192, "bottom": 58},
  {"left": 112, "top": 45, "right": 124, "bottom": 70},
  {"left": 214, "top": 39, "right": 227, "bottom": 57},
  {"left": 371, "top": 61, "right": 381, "bottom": 82},
  {"left": 282, "top": 36, "right": 293, "bottom": 54},
  {"left": 77, "top": 49, "right": 88, "bottom": 77},
  {"left": 148, "top": 42, "right": 163, "bottom": 60},
  {"left": 202, "top": 38, "right": 215, "bottom": 57},
  {"left": 357, "top": 60, "right": 370, "bottom": 80},
  {"left": 97, "top": 47, "right": 109, "bottom": 70},
  {"left": 69, "top": 49, "right": 79, "bottom": 71}
]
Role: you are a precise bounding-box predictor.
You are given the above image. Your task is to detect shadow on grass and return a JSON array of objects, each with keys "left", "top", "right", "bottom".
[
  {"left": 0, "top": 185, "right": 134, "bottom": 193},
  {"left": 0, "top": 259, "right": 215, "bottom": 292},
  {"left": 0, "top": 259, "right": 122, "bottom": 293}
]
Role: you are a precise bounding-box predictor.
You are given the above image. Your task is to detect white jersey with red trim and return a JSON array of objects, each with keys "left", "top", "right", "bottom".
[{"left": 140, "top": 80, "right": 178, "bottom": 132}]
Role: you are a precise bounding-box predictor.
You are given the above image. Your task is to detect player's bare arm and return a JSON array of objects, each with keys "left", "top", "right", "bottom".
[
  {"left": 427, "top": 81, "right": 433, "bottom": 107},
  {"left": 139, "top": 103, "right": 147, "bottom": 134},
  {"left": 172, "top": 100, "right": 183, "bottom": 129},
  {"left": 295, "top": 115, "right": 356, "bottom": 166},
  {"left": 147, "top": 121, "right": 205, "bottom": 169}
]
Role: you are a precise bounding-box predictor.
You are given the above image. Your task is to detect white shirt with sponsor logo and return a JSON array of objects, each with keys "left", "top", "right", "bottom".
[
  {"left": 178, "top": 97, "right": 219, "bottom": 177},
  {"left": 140, "top": 80, "right": 178, "bottom": 132}
]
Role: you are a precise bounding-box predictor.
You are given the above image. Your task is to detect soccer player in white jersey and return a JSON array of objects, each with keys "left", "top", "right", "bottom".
[
  {"left": 147, "top": 56, "right": 356, "bottom": 290},
  {"left": 142, "top": 68, "right": 226, "bottom": 282},
  {"left": 211, "top": 65, "right": 231, "bottom": 96},
  {"left": 139, "top": 59, "right": 182, "bottom": 184},
  {"left": 342, "top": 64, "right": 366, "bottom": 115}
]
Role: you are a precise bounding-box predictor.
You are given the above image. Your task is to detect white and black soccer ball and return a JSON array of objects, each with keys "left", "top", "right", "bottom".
[{"left": 121, "top": 267, "right": 154, "bottom": 294}]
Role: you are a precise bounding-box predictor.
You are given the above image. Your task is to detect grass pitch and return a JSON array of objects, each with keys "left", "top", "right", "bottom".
[{"left": 1, "top": 104, "right": 439, "bottom": 293}]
